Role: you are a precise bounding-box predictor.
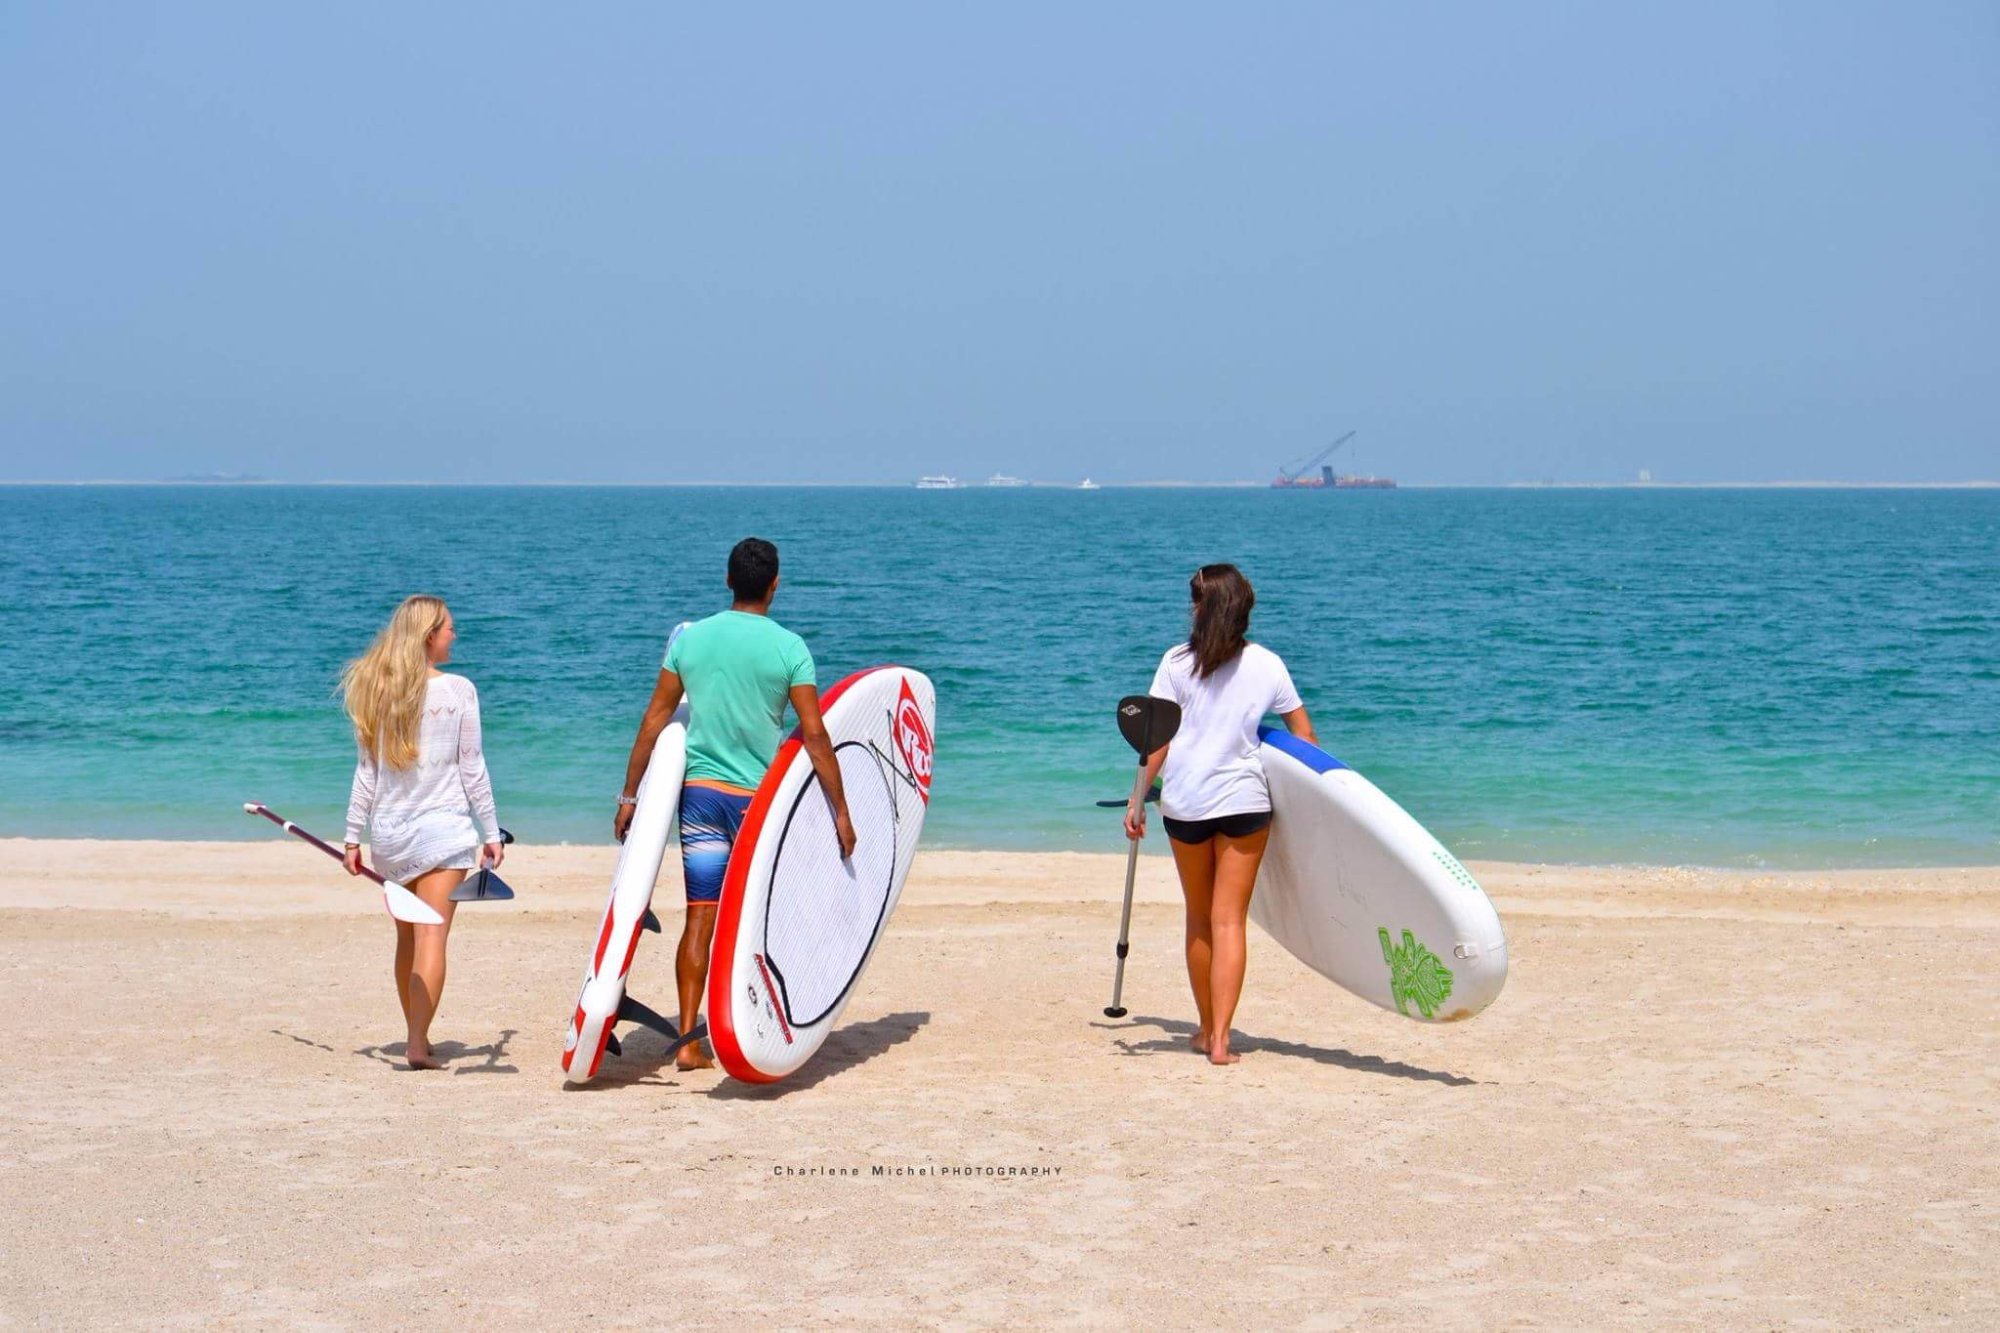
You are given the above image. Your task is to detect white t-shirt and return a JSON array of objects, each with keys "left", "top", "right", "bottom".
[{"left": 1148, "top": 643, "right": 1302, "bottom": 821}]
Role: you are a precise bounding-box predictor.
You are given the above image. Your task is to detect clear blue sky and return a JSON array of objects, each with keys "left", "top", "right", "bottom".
[{"left": 2, "top": 4, "right": 1993, "bottom": 483}]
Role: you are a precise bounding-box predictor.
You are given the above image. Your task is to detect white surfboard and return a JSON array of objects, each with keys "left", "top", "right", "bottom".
[
  {"left": 562, "top": 626, "right": 693, "bottom": 1085},
  {"left": 707, "top": 666, "right": 935, "bottom": 1083},
  {"left": 1253, "top": 727, "right": 1506, "bottom": 1022}
]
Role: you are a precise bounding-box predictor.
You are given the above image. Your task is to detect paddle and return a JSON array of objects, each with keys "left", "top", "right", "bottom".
[
  {"left": 1104, "top": 695, "right": 1181, "bottom": 1018},
  {"left": 242, "top": 802, "right": 445, "bottom": 925}
]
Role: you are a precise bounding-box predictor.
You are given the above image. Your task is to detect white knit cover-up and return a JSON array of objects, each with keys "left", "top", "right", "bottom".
[{"left": 345, "top": 673, "right": 502, "bottom": 885}]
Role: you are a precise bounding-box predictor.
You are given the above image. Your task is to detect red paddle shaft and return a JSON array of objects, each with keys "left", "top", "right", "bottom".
[{"left": 243, "top": 803, "right": 388, "bottom": 885}]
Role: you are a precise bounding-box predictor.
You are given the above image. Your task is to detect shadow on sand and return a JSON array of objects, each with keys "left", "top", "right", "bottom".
[
  {"left": 269, "top": 1028, "right": 334, "bottom": 1053},
  {"left": 706, "top": 1011, "right": 931, "bottom": 1099},
  {"left": 569, "top": 1011, "right": 930, "bottom": 1094},
  {"left": 568, "top": 1022, "right": 702, "bottom": 1091},
  {"left": 1096, "top": 1014, "right": 1475, "bottom": 1086},
  {"left": 351, "top": 1029, "right": 520, "bottom": 1074}
]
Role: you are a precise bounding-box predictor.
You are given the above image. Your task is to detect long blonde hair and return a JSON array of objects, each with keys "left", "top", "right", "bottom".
[{"left": 340, "top": 595, "right": 448, "bottom": 769}]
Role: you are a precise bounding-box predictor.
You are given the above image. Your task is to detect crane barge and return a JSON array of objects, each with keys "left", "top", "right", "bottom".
[{"left": 1269, "top": 432, "right": 1398, "bottom": 488}]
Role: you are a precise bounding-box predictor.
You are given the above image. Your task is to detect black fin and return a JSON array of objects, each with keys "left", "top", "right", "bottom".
[
  {"left": 605, "top": 1031, "right": 622, "bottom": 1057},
  {"left": 665, "top": 1021, "right": 710, "bottom": 1060},
  {"left": 449, "top": 867, "right": 517, "bottom": 901},
  {"left": 1095, "top": 783, "right": 1162, "bottom": 809},
  {"left": 642, "top": 907, "right": 662, "bottom": 933},
  {"left": 616, "top": 994, "right": 678, "bottom": 1040}
]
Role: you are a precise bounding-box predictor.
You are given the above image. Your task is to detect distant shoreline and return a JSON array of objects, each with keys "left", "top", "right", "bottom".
[{"left": 5, "top": 479, "right": 1998, "bottom": 490}]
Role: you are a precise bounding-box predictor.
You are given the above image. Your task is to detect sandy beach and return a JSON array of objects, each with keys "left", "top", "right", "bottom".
[{"left": 1, "top": 841, "right": 1994, "bottom": 1327}]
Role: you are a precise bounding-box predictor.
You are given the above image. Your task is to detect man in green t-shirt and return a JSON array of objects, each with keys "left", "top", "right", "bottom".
[{"left": 614, "top": 537, "right": 856, "bottom": 1070}]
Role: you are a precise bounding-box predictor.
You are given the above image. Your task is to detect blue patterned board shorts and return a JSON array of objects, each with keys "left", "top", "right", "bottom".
[{"left": 680, "top": 783, "right": 752, "bottom": 904}]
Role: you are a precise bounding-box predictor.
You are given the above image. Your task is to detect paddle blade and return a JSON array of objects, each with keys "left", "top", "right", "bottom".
[
  {"left": 1116, "top": 695, "right": 1181, "bottom": 757},
  {"left": 381, "top": 879, "right": 444, "bottom": 925}
]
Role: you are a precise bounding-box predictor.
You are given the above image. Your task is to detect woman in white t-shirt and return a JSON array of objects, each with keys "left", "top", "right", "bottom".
[
  {"left": 1126, "top": 564, "right": 1315, "bottom": 1065},
  {"left": 339, "top": 595, "right": 505, "bottom": 1070}
]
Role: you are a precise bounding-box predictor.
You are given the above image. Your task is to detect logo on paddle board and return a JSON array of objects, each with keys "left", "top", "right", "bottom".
[
  {"left": 1379, "top": 927, "right": 1454, "bottom": 1020},
  {"left": 893, "top": 679, "right": 933, "bottom": 803}
]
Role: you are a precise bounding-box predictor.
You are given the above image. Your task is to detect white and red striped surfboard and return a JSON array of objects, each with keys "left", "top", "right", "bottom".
[
  {"left": 561, "top": 704, "right": 688, "bottom": 1085},
  {"left": 706, "top": 666, "right": 935, "bottom": 1083}
]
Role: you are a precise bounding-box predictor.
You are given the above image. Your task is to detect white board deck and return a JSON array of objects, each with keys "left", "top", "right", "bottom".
[
  {"left": 1253, "top": 727, "right": 1506, "bottom": 1022},
  {"left": 562, "top": 703, "right": 688, "bottom": 1085},
  {"left": 707, "top": 666, "right": 935, "bottom": 1083}
]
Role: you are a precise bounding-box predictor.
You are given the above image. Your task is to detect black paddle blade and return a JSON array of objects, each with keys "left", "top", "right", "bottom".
[
  {"left": 449, "top": 867, "right": 516, "bottom": 902},
  {"left": 1117, "top": 695, "right": 1181, "bottom": 757}
]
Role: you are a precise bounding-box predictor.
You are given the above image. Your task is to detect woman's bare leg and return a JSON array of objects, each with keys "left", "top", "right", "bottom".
[
  {"left": 403, "top": 868, "right": 463, "bottom": 1069},
  {"left": 1205, "top": 826, "right": 1271, "bottom": 1065},
  {"left": 1168, "top": 836, "right": 1218, "bottom": 1050},
  {"left": 393, "top": 921, "right": 416, "bottom": 1025}
]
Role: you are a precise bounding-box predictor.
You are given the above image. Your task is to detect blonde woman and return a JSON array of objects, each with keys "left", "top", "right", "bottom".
[{"left": 339, "top": 595, "right": 504, "bottom": 1070}]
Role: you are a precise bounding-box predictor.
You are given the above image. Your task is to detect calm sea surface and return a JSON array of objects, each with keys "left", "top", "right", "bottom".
[{"left": 2, "top": 485, "right": 1994, "bottom": 867}]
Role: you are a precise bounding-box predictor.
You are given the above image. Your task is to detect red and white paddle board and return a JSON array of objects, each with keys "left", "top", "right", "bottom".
[{"left": 706, "top": 666, "right": 935, "bottom": 1083}]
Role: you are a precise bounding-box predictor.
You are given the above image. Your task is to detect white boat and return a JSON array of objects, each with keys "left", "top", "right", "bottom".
[
  {"left": 1077, "top": 478, "right": 1100, "bottom": 490},
  {"left": 915, "top": 475, "right": 960, "bottom": 490},
  {"left": 984, "top": 473, "right": 1029, "bottom": 488}
]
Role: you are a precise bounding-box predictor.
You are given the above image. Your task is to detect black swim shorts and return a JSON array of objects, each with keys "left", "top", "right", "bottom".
[{"left": 1160, "top": 809, "right": 1273, "bottom": 844}]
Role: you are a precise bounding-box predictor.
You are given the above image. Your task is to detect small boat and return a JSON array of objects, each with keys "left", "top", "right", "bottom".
[
  {"left": 984, "top": 473, "right": 1029, "bottom": 488},
  {"left": 1077, "top": 478, "right": 1100, "bottom": 490},
  {"left": 915, "top": 475, "right": 960, "bottom": 490}
]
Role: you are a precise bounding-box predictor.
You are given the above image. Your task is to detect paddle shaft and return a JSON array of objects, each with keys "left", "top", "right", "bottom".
[
  {"left": 245, "top": 803, "right": 390, "bottom": 886},
  {"left": 243, "top": 802, "right": 447, "bottom": 927},
  {"left": 1104, "top": 760, "right": 1151, "bottom": 1018}
]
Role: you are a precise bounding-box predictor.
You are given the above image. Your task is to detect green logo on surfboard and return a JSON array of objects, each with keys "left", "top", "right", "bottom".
[{"left": 1379, "top": 927, "right": 1454, "bottom": 1019}]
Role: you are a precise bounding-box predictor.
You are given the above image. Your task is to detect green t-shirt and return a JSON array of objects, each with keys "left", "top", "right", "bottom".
[{"left": 664, "top": 610, "right": 817, "bottom": 788}]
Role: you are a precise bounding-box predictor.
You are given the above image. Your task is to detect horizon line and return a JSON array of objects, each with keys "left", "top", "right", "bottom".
[{"left": 4, "top": 478, "right": 1999, "bottom": 490}]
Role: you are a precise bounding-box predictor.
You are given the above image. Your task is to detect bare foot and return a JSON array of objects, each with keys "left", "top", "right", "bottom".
[
  {"left": 1207, "top": 1036, "right": 1240, "bottom": 1066},
  {"left": 1190, "top": 1030, "right": 1211, "bottom": 1053},
  {"left": 406, "top": 1043, "right": 442, "bottom": 1071},
  {"left": 675, "top": 1044, "right": 715, "bottom": 1072}
]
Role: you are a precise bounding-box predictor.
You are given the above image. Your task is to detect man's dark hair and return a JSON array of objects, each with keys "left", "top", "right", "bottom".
[{"left": 727, "top": 537, "right": 780, "bottom": 601}]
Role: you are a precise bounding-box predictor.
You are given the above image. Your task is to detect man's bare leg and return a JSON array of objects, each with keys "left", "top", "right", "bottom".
[{"left": 676, "top": 903, "right": 718, "bottom": 1070}]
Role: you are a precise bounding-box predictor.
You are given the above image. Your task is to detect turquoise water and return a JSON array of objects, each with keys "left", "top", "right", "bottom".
[{"left": 2, "top": 485, "right": 1995, "bottom": 867}]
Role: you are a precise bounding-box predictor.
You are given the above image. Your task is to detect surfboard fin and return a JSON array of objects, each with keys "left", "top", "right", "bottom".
[
  {"left": 1096, "top": 784, "right": 1162, "bottom": 809},
  {"left": 667, "top": 1021, "right": 709, "bottom": 1060},
  {"left": 642, "top": 908, "right": 662, "bottom": 933},
  {"left": 450, "top": 867, "right": 516, "bottom": 902},
  {"left": 604, "top": 1032, "right": 622, "bottom": 1057},
  {"left": 616, "top": 994, "right": 679, "bottom": 1040}
]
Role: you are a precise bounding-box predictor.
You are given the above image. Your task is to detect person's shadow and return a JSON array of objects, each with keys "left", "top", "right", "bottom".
[
  {"left": 352, "top": 1029, "right": 520, "bottom": 1074},
  {"left": 1098, "top": 1014, "right": 1475, "bottom": 1086},
  {"left": 707, "top": 1011, "right": 930, "bottom": 1099},
  {"left": 572, "top": 1011, "right": 930, "bottom": 1094},
  {"left": 570, "top": 1022, "right": 697, "bottom": 1090}
]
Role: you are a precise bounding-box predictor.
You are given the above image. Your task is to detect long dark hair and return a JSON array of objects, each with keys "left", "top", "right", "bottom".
[{"left": 1187, "top": 563, "right": 1254, "bottom": 678}]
